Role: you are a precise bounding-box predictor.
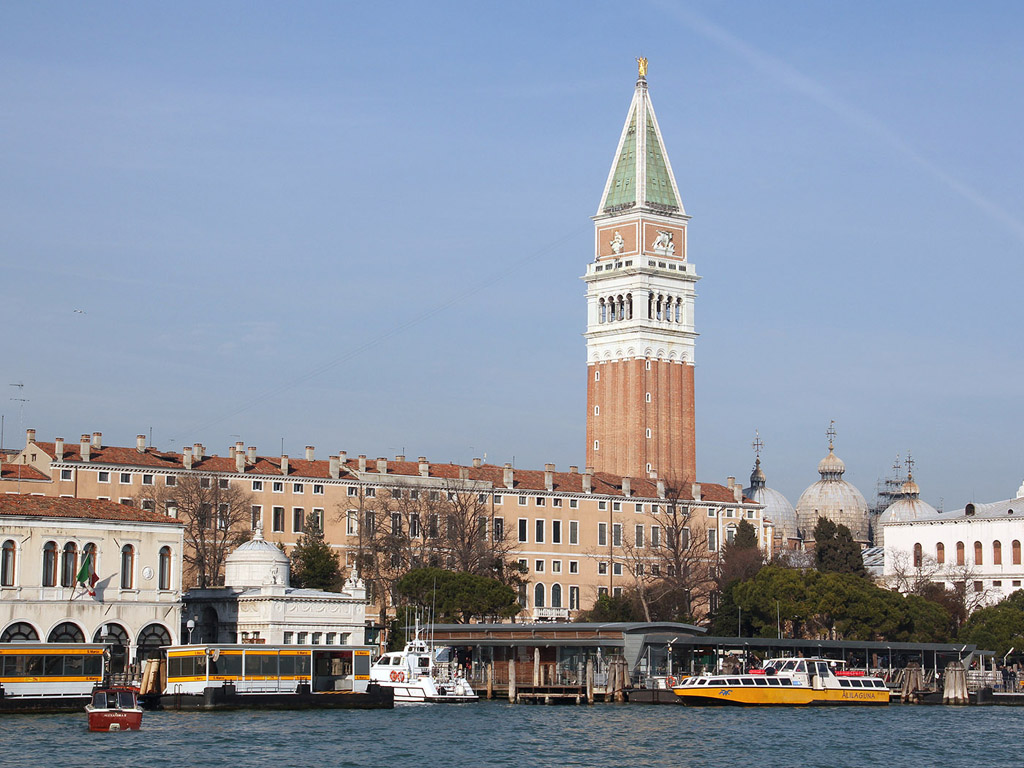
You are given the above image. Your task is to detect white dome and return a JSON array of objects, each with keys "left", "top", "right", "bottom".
[
  {"left": 795, "top": 446, "right": 870, "bottom": 543},
  {"left": 877, "top": 475, "right": 938, "bottom": 546},
  {"left": 745, "top": 458, "right": 798, "bottom": 543},
  {"left": 224, "top": 528, "right": 291, "bottom": 588}
]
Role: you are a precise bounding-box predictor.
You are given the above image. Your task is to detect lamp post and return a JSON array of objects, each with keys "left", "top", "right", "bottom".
[{"left": 186, "top": 619, "right": 195, "bottom": 644}]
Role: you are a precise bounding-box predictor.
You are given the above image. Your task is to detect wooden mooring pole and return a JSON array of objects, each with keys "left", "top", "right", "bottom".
[
  {"left": 509, "top": 659, "right": 516, "bottom": 703},
  {"left": 486, "top": 662, "right": 493, "bottom": 700}
]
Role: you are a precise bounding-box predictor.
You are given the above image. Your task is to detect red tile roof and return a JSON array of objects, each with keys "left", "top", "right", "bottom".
[
  {"left": 0, "top": 494, "right": 182, "bottom": 525},
  {"left": 0, "top": 463, "right": 50, "bottom": 482},
  {"left": 25, "top": 435, "right": 754, "bottom": 503}
]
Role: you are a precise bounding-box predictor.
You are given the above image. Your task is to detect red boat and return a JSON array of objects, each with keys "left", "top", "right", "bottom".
[{"left": 86, "top": 687, "right": 143, "bottom": 731}]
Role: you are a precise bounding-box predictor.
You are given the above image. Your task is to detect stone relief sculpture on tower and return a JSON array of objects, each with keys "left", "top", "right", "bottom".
[
  {"left": 610, "top": 231, "right": 624, "bottom": 254},
  {"left": 653, "top": 229, "right": 675, "bottom": 255}
]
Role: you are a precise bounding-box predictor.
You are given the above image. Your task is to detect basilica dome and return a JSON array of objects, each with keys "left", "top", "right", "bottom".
[
  {"left": 744, "top": 458, "right": 798, "bottom": 544},
  {"left": 795, "top": 444, "right": 870, "bottom": 544},
  {"left": 877, "top": 475, "right": 939, "bottom": 547},
  {"left": 224, "top": 527, "right": 291, "bottom": 588}
]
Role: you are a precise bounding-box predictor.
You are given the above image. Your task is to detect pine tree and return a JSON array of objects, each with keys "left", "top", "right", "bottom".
[
  {"left": 290, "top": 513, "right": 343, "bottom": 591},
  {"left": 813, "top": 517, "right": 866, "bottom": 577}
]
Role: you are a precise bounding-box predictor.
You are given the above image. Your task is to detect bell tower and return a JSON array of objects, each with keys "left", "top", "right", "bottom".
[{"left": 584, "top": 59, "right": 699, "bottom": 484}]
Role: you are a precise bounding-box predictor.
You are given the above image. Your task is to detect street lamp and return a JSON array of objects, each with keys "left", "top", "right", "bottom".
[{"left": 186, "top": 619, "right": 195, "bottom": 644}]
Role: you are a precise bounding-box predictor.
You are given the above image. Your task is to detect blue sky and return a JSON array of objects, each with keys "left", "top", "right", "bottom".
[{"left": 3, "top": 1, "right": 1023, "bottom": 510}]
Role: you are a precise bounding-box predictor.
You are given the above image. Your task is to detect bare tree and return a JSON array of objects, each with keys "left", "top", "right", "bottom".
[{"left": 136, "top": 475, "right": 253, "bottom": 588}]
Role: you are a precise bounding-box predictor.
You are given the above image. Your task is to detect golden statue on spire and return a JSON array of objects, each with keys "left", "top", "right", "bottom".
[{"left": 637, "top": 57, "right": 648, "bottom": 77}]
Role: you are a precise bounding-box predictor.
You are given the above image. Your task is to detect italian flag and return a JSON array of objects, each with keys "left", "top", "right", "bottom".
[{"left": 77, "top": 552, "right": 98, "bottom": 596}]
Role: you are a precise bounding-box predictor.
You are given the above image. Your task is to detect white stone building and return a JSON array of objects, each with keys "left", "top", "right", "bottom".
[
  {"left": 183, "top": 528, "right": 367, "bottom": 646},
  {"left": 0, "top": 494, "right": 184, "bottom": 668},
  {"left": 882, "top": 479, "right": 1024, "bottom": 607}
]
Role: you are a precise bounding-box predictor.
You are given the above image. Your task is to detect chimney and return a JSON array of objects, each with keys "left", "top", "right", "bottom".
[
  {"left": 235, "top": 441, "right": 244, "bottom": 459},
  {"left": 247, "top": 445, "right": 257, "bottom": 463},
  {"left": 305, "top": 445, "right": 315, "bottom": 461},
  {"left": 26, "top": 428, "right": 36, "bottom": 447},
  {"left": 91, "top": 432, "right": 102, "bottom": 449},
  {"left": 330, "top": 456, "right": 340, "bottom": 479},
  {"left": 503, "top": 463, "right": 514, "bottom": 490},
  {"left": 459, "top": 467, "right": 469, "bottom": 481},
  {"left": 395, "top": 454, "right": 405, "bottom": 462},
  {"left": 582, "top": 468, "right": 593, "bottom": 494},
  {"left": 136, "top": 434, "right": 146, "bottom": 453},
  {"left": 229, "top": 445, "right": 237, "bottom": 459},
  {"left": 569, "top": 465, "right": 578, "bottom": 474},
  {"left": 691, "top": 482, "right": 701, "bottom": 501},
  {"left": 183, "top": 446, "right": 193, "bottom": 470},
  {"left": 376, "top": 458, "right": 388, "bottom": 474},
  {"left": 544, "top": 463, "right": 555, "bottom": 492},
  {"left": 358, "top": 455, "right": 367, "bottom": 472},
  {"left": 54, "top": 437, "right": 65, "bottom": 461},
  {"left": 339, "top": 451, "right": 348, "bottom": 466},
  {"left": 80, "top": 435, "right": 91, "bottom": 463},
  {"left": 733, "top": 484, "right": 743, "bottom": 503},
  {"left": 280, "top": 455, "right": 289, "bottom": 476},
  {"left": 622, "top": 476, "right": 631, "bottom": 497},
  {"left": 419, "top": 458, "right": 429, "bottom": 477},
  {"left": 193, "top": 443, "right": 203, "bottom": 460},
  {"left": 472, "top": 457, "right": 482, "bottom": 468},
  {"left": 235, "top": 450, "right": 245, "bottom": 473},
  {"left": 657, "top": 479, "right": 666, "bottom": 499}
]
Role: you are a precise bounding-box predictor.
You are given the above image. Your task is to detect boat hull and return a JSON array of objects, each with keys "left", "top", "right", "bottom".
[
  {"left": 674, "top": 686, "right": 889, "bottom": 706},
  {"left": 87, "top": 709, "right": 143, "bottom": 731}
]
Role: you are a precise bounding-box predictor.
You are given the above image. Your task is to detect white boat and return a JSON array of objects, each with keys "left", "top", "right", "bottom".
[{"left": 370, "top": 628, "right": 478, "bottom": 704}]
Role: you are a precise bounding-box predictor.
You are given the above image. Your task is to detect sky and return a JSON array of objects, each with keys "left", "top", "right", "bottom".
[{"left": 2, "top": 1, "right": 1023, "bottom": 511}]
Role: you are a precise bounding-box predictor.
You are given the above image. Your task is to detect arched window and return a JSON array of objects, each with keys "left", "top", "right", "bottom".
[
  {"left": 993, "top": 540, "right": 1002, "bottom": 566},
  {"left": 956, "top": 541, "right": 965, "bottom": 566},
  {"left": 47, "top": 621, "right": 85, "bottom": 643},
  {"left": 41, "top": 541, "right": 57, "bottom": 587},
  {"left": 137, "top": 623, "right": 171, "bottom": 660},
  {"left": 913, "top": 543, "right": 923, "bottom": 568},
  {"left": 1, "top": 540, "right": 15, "bottom": 587},
  {"left": 1, "top": 622, "right": 39, "bottom": 642},
  {"left": 120, "top": 545, "right": 135, "bottom": 589},
  {"left": 159, "top": 546, "right": 172, "bottom": 591},
  {"left": 936, "top": 542, "right": 945, "bottom": 565},
  {"left": 974, "top": 541, "right": 983, "bottom": 566},
  {"left": 534, "top": 583, "right": 545, "bottom": 609},
  {"left": 93, "top": 623, "right": 130, "bottom": 673},
  {"left": 60, "top": 542, "right": 77, "bottom": 587},
  {"left": 1014, "top": 540, "right": 1022, "bottom": 566},
  {"left": 550, "top": 583, "right": 562, "bottom": 609}
]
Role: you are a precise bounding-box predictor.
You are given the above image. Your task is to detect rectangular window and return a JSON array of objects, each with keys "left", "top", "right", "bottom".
[
  {"left": 98, "top": 471, "right": 110, "bottom": 483},
  {"left": 518, "top": 519, "right": 528, "bottom": 543},
  {"left": 273, "top": 482, "right": 283, "bottom": 493},
  {"left": 651, "top": 526, "right": 660, "bottom": 548},
  {"left": 494, "top": 494, "right": 502, "bottom": 505},
  {"left": 708, "top": 508, "right": 716, "bottom": 517},
  {"left": 119, "top": 498, "right": 133, "bottom": 506},
  {"left": 613, "top": 587, "right": 622, "bottom": 597},
  {"left": 598, "top": 586, "right": 608, "bottom": 597},
  {"left": 613, "top": 562, "right": 623, "bottom": 576},
  {"left": 536, "top": 496, "right": 546, "bottom": 507},
  {"left": 251, "top": 505, "right": 262, "bottom": 530},
  {"left": 518, "top": 496, "right": 528, "bottom": 506},
  {"left": 478, "top": 515, "right": 488, "bottom": 541},
  {"left": 598, "top": 501, "right": 607, "bottom": 511},
  {"left": 569, "top": 499, "right": 578, "bottom": 509},
  {"left": 391, "top": 513, "right": 402, "bottom": 535},
  {"left": 552, "top": 560, "right": 562, "bottom": 574},
  {"left": 552, "top": 498, "right": 562, "bottom": 508},
  {"left": 283, "top": 632, "right": 293, "bottom": 645},
  {"left": 291, "top": 483, "right": 303, "bottom": 493},
  {"left": 612, "top": 523, "right": 622, "bottom": 547},
  {"left": 200, "top": 477, "right": 212, "bottom": 489},
  {"left": 635, "top": 503, "right": 644, "bottom": 513},
  {"left": 272, "top": 507, "right": 285, "bottom": 533},
  {"left": 165, "top": 475, "right": 177, "bottom": 487},
  {"left": 313, "top": 484, "right": 324, "bottom": 495},
  {"left": 613, "top": 502, "right": 621, "bottom": 512},
  {"left": 120, "top": 472, "right": 131, "bottom": 484},
  {"left": 569, "top": 520, "right": 579, "bottom": 545},
  {"left": 569, "top": 586, "right": 580, "bottom": 610},
  {"left": 569, "top": 560, "right": 579, "bottom": 574},
  {"left": 312, "top": 508, "right": 324, "bottom": 529},
  {"left": 708, "top": 529, "right": 718, "bottom": 552},
  {"left": 60, "top": 469, "right": 73, "bottom": 481},
  {"left": 534, "top": 560, "right": 544, "bottom": 573},
  {"left": 140, "top": 474, "right": 153, "bottom": 486},
  {"left": 365, "top": 488, "right": 375, "bottom": 498},
  {"left": 651, "top": 564, "right": 660, "bottom": 576},
  {"left": 493, "top": 518, "right": 504, "bottom": 541},
  {"left": 552, "top": 520, "right": 562, "bottom": 544},
  {"left": 347, "top": 486, "right": 358, "bottom": 497},
  {"left": 217, "top": 478, "right": 228, "bottom": 490},
  {"left": 410, "top": 513, "right": 421, "bottom": 538},
  {"left": 635, "top": 524, "right": 644, "bottom": 548},
  {"left": 598, "top": 522, "right": 607, "bottom": 547},
  {"left": 252, "top": 480, "right": 263, "bottom": 492},
  {"left": 518, "top": 559, "right": 527, "bottom": 574},
  {"left": 293, "top": 508, "right": 305, "bottom": 533},
  {"left": 478, "top": 493, "right": 488, "bottom": 504},
  {"left": 346, "top": 511, "right": 358, "bottom": 535},
  {"left": 535, "top": 519, "right": 545, "bottom": 544},
  {"left": 598, "top": 562, "right": 608, "bottom": 575},
  {"left": 680, "top": 527, "right": 690, "bottom": 550}
]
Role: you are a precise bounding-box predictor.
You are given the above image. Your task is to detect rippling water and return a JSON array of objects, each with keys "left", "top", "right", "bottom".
[{"left": 5, "top": 702, "right": 1020, "bottom": 768}]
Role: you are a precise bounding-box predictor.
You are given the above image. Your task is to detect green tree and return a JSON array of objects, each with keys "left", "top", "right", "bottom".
[
  {"left": 959, "top": 589, "right": 1024, "bottom": 656},
  {"left": 579, "top": 592, "right": 645, "bottom": 622},
  {"left": 290, "top": 512, "right": 343, "bottom": 590},
  {"left": 710, "top": 519, "right": 765, "bottom": 635},
  {"left": 395, "top": 567, "right": 520, "bottom": 623},
  {"left": 813, "top": 517, "right": 866, "bottom": 577}
]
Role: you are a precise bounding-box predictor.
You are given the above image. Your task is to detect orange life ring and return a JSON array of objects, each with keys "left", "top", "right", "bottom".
[
  {"left": 666, "top": 675, "right": 677, "bottom": 687},
  {"left": 398, "top": 671, "right": 405, "bottom": 683},
  {"left": 390, "top": 670, "right": 398, "bottom": 682}
]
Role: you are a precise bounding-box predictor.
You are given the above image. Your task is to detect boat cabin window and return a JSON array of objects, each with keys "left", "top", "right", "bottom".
[
  {"left": 727, "top": 678, "right": 742, "bottom": 686},
  {"left": 393, "top": 657, "right": 404, "bottom": 665},
  {"left": 753, "top": 678, "right": 768, "bottom": 686},
  {"left": 417, "top": 657, "right": 430, "bottom": 669},
  {"left": 815, "top": 662, "right": 830, "bottom": 677},
  {"left": 780, "top": 661, "right": 796, "bottom": 672},
  {"left": 850, "top": 679, "right": 864, "bottom": 688},
  {"left": 766, "top": 678, "right": 781, "bottom": 686},
  {"left": 793, "top": 661, "right": 806, "bottom": 673},
  {"left": 779, "top": 678, "right": 793, "bottom": 686},
  {"left": 118, "top": 691, "right": 135, "bottom": 708},
  {"left": 839, "top": 679, "right": 851, "bottom": 687}
]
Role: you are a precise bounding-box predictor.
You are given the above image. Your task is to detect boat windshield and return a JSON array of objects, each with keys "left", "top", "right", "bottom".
[{"left": 118, "top": 691, "right": 136, "bottom": 708}]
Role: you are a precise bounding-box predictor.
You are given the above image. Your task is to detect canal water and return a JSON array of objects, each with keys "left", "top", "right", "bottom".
[{"left": 5, "top": 702, "right": 1020, "bottom": 768}]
